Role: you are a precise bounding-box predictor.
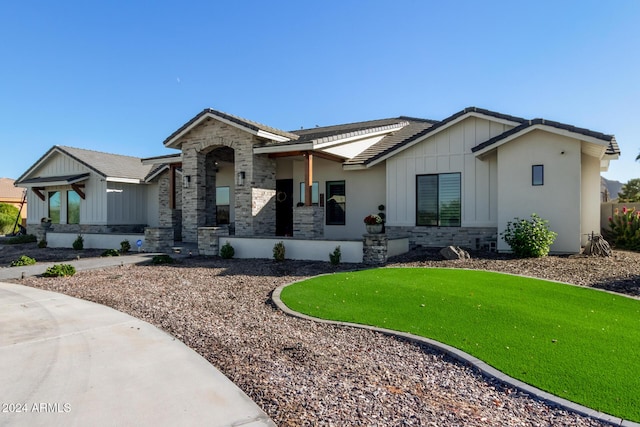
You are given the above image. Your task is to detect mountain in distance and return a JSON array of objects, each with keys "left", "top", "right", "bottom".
[{"left": 601, "top": 176, "right": 624, "bottom": 201}]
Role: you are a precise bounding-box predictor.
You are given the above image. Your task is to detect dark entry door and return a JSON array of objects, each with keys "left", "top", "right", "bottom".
[{"left": 276, "top": 179, "right": 293, "bottom": 236}]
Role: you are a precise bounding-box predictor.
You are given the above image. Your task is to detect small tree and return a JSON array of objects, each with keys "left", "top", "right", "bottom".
[
  {"left": 0, "top": 203, "right": 19, "bottom": 235},
  {"left": 501, "top": 213, "right": 557, "bottom": 258},
  {"left": 617, "top": 178, "right": 640, "bottom": 203}
]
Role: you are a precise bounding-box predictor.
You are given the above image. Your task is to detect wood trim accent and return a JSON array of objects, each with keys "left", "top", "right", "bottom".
[
  {"left": 304, "top": 152, "right": 313, "bottom": 207},
  {"left": 71, "top": 184, "right": 86, "bottom": 199},
  {"left": 268, "top": 150, "right": 344, "bottom": 163},
  {"left": 32, "top": 187, "right": 45, "bottom": 201}
]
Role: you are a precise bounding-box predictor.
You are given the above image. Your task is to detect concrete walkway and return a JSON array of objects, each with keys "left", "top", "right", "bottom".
[{"left": 0, "top": 255, "right": 275, "bottom": 427}]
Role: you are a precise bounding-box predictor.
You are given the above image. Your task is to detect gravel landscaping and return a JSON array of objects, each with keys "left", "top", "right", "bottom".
[{"left": 6, "top": 245, "right": 640, "bottom": 426}]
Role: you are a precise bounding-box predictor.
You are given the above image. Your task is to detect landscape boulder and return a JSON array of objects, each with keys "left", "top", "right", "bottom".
[{"left": 440, "top": 246, "right": 470, "bottom": 260}]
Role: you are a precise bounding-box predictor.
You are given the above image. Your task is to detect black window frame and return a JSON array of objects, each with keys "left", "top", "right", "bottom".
[
  {"left": 215, "top": 186, "right": 230, "bottom": 225},
  {"left": 67, "top": 190, "right": 80, "bottom": 224},
  {"left": 532, "top": 165, "right": 544, "bottom": 186},
  {"left": 48, "top": 191, "right": 61, "bottom": 224},
  {"left": 416, "top": 173, "right": 461, "bottom": 227},
  {"left": 325, "top": 180, "right": 346, "bottom": 225}
]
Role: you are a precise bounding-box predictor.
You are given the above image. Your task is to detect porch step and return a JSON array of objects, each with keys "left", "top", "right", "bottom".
[{"left": 171, "top": 243, "right": 199, "bottom": 257}]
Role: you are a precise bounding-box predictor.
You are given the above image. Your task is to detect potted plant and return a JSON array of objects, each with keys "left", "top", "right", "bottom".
[
  {"left": 363, "top": 214, "right": 383, "bottom": 234},
  {"left": 40, "top": 217, "right": 52, "bottom": 230}
]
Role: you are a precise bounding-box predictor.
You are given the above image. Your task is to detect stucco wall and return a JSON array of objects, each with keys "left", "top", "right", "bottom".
[
  {"left": 497, "top": 130, "right": 581, "bottom": 253},
  {"left": 580, "top": 153, "right": 601, "bottom": 245}
]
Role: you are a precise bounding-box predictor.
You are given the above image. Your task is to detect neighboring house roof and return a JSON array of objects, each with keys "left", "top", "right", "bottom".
[
  {"left": 0, "top": 178, "right": 26, "bottom": 201},
  {"left": 15, "top": 146, "right": 154, "bottom": 185},
  {"left": 164, "top": 108, "right": 299, "bottom": 149}
]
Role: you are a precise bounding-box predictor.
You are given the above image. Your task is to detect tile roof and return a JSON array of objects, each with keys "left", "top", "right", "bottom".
[
  {"left": 0, "top": 178, "right": 25, "bottom": 200},
  {"left": 16, "top": 146, "right": 153, "bottom": 184},
  {"left": 471, "top": 118, "right": 620, "bottom": 155},
  {"left": 163, "top": 108, "right": 299, "bottom": 147}
]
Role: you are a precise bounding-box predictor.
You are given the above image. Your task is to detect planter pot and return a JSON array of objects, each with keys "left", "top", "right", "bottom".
[{"left": 365, "top": 224, "right": 383, "bottom": 234}]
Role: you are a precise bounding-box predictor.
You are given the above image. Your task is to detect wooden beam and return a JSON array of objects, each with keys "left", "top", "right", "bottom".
[
  {"left": 71, "top": 183, "right": 86, "bottom": 199},
  {"left": 32, "top": 187, "right": 45, "bottom": 201},
  {"left": 268, "top": 150, "right": 345, "bottom": 163},
  {"left": 305, "top": 152, "right": 313, "bottom": 206}
]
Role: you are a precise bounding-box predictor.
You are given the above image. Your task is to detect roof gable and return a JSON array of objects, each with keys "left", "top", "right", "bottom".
[
  {"left": 16, "top": 146, "right": 154, "bottom": 185},
  {"left": 164, "top": 108, "right": 299, "bottom": 149}
]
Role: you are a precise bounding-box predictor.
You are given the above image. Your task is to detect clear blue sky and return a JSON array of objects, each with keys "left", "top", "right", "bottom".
[{"left": 1, "top": 1, "right": 638, "bottom": 183}]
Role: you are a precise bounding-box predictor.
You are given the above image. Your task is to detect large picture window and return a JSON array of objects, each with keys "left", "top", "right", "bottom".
[
  {"left": 48, "top": 191, "right": 61, "bottom": 224},
  {"left": 216, "top": 186, "right": 230, "bottom": 225},
  {"left": 416, "top": 173, "right": 461, "bottom": 227},
  {"left": 67, "top": 190, "right": 80, "bottom": 224},
  {"left": 326, "top": 181, "right": 346, "bottom": 225}
]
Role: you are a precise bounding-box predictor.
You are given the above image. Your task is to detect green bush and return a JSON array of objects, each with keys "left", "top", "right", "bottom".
[
  {"left": 6, "top": 234, "right": 37, "bottom": 244},
  {"left": 501, "top": 213, "right": 557, "bottom": 258},
  {"left": 120, "top": 239, "right": 131, "bottom": 254},
  {"left": 329, "top": 245, "right": 341, "bottom": 265},
  {"left": 608, "top": 206, "right": 640, "bottom": 250},
  {"left": 38, "top": 239, "right": 47, "bottom": 248},
  {"left": 72, "top": 234, "right": 84, "bottom": 250},
  {"left": 43, "top": 264, "right": 76, "bottom": 277},
  {"left": 220, "top": 241, "right": 234, "bottom": 259},
  {"left": 151, "top": 254, "right": 174, "bottom": 264},
  {"left": 10, "top": 255, "right": 36, "bottom": 267},
  {"left": 101, "top": 249, "right": 121, "bottom": 257},
  {"left": 273, "top": 241, "right": 285, "bottom": 262},
  {"left": 0, "top": 203, "right": 19, "bottom": 235}
]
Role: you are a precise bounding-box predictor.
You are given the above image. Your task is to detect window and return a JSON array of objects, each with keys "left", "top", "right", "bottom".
[
  {"left": 216, "top": 186, "right": 230, "bottom": 225},
  {"left": 67, "top": 190, "right": 80, "bottom": 224},
  {"left": 48, "top": 191, "right": 61, "bottom": 224},
  {"left": 326, "top": 181, "right": 346, "bottom": 225},
  {"left": 416, "top": 173, "right": 461, "bottom": 227},
  {"left": 532, "top": 165, "right": 544, "bottom": 186},
  {"left": 299, "top": 181, "right": 319, "bottom": 204}
]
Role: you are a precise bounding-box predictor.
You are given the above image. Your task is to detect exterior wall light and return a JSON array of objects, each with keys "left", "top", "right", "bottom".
[
  {"left": 183, "top": 175, "right": 191, "bottom": 188},
  {"left": 236, "top": 171, "right": 245, "bottom": 186}
]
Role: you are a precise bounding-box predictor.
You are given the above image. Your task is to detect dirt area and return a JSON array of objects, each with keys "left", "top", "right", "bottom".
[{"left": 0, "top": 240, "right": 108, "bottom": 266}]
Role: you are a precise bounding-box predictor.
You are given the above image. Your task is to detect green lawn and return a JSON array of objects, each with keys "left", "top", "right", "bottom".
[{"left": 280, "top": 268, "right": 640, "bottom": 422}]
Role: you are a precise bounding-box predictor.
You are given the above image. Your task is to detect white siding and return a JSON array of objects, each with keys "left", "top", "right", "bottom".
[
  {"left": 581, "top": 152, "right": 601, "bottom": 245},
  {"left": 107, "top": 182, "right": 148, "bottom": 225},
  {"left": 386, "top": 116, "right": 512, "bottom": 227}
]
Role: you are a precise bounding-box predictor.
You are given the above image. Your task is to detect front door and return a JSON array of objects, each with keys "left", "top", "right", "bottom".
[{"left": 275, "top": 179, "right": 293, "bottom": 236}]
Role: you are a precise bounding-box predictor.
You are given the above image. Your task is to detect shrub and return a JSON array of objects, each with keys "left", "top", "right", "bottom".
[
  {"left": 43, "top": 264, "right": 76, "bottom": 277},
  {"left": 0, "top": 203, "right": 19, "bottom": 235},
  {"left": 273, "top": 241, "right": 285, "bottom": 262},
  {"left": 101, "top": 249, "right": 121, "bottom": 257},
  {"left": 151, "top": 254, "right": 174, "bottom": 264},
  {"left": 501, "top": 213, "right": 557, "bottom": 258},
  {"left": 329, "top": 245, "right": 341, "bottom": 265},
  {"left": 38, "top": 239, "right": 47, "bottom": 248},
  {"left": 6, "top": 234, "right": 37, "bottom": 244},
  {"left": 10, "top": 255, "right": 36, "bottom": 267},
  {"left": 72, "top": 234, "right": 84, "bottom": 250},
  {"left": 120, "top": 240, "right": 131, "bottom": 254},
  {"left": 608, "top": 206, "right": 640, "bottom": 250},
  {"left": 220, "top": 241, "right": 235, "bottom": 259}
]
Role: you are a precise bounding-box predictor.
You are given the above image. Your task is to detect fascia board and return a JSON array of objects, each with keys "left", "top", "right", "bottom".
[
  {"left": 106, "top": 177, "right": 141, "bottom": 184},
  {"left": 254, "top": 143, "right": 314, "bottom": 154},
  {"left": 141, "top": 154, "right": 182, "bottom": 165}
]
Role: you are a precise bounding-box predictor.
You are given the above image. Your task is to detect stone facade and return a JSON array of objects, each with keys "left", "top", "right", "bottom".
[
  {"left": 387, "top": 226, "right": 498, "bottom": 251},
  {"left": 197, "top": 226, "right": 230, "bottom": 256},
  {"left": 363, "top": 233, "right": 389, "bottom": 265},
  {"left": 176, "top": 118, "right": 277, "bottom": 243},
  {"left": 293, "top": 206, "right": 324, "bottom": 238},
  {"left": 144, "top": 227, "right": 174, "bottom": 253},
  {"left": 157, "top": 170, "right": 183, "bottom": 241}
]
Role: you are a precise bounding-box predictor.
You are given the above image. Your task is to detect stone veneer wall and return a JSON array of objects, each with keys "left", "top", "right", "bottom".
[
  {"left": 178, "top": 118, "right": 277, "bottom": 242},
  {"left": 363, "top": 233, "right": 388, "bottom": 265},
  {"left": 157, "top": 170, "right": 182, "bottom": 241},
  {"left": 386, "top": 226, "right": 498, "bottom": 251},
  {"left": 197, "top": 226, "right": 230, "bottom": 256},
  {"left": 293, "top": 206, "right": 324, "bottom": 238},
  {"left": 144, "top": 227, "right": 174, "bottom": 253}
]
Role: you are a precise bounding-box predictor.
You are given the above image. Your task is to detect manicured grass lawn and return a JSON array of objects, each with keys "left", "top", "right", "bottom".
[{"left": 280, "top": 268, "right": 640, "bottom": 422}]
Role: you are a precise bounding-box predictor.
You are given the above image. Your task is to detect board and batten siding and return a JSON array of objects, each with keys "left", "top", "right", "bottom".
[
  {"left": 386, "top": 116, "right": 512, "bottom": 228},
  {"left": 107, "top": 182, "right": 149, "bottom": 225},
  {"left": 24, "top": 152, "right": 108, "bottom": 225}
]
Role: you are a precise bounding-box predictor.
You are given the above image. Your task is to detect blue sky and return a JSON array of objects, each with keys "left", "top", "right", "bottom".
[{"left": 1, "top": 1, "right": 638, "bottom": 183}]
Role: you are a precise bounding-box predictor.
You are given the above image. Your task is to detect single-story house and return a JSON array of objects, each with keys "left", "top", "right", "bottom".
[{"left": 15, "top": 106, "right": 620, "bottom": 258}]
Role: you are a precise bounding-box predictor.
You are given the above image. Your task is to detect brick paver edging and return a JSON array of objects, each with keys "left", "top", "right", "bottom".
[{"left": 272, "top": 281, "right": 639, "bottom": 427}]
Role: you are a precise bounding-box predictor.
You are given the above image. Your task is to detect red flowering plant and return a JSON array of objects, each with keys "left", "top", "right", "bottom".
[
  {"left": 363, "top": 214, "right": 383, "bottom": 225},
  {"left": 608, "top": 206, "right": 640, "bottom": 250}
]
